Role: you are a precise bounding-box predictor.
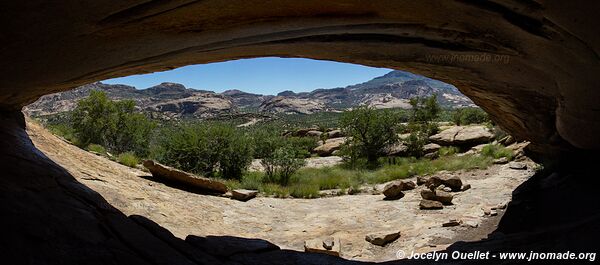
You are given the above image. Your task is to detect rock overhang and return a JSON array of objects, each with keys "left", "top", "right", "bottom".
[{"left": 0, "top": 0, "right": 599, "bottom": 156}]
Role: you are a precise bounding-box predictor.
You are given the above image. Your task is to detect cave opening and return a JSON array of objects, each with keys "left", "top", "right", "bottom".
[{"left": 22, "top": 57, "right": 538, "bottom": 262}]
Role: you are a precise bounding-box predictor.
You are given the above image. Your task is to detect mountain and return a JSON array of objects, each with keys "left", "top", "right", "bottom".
[
  {"left": 25, "top": 82, "right": 235, "bottom": 119},
  {"left": 25, "top": 70, "right": 474, "bottom": 118}
]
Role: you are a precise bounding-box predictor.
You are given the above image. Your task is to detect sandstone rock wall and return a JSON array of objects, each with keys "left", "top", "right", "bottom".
[{"left": 1, "top": 0, "right": 599, "bottom": 154}]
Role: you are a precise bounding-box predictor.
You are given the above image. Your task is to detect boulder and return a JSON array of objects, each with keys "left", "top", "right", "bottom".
[
  {"left": 423, "top": 143, "right": 441, "bottom": 153},
  {"left": 424, "top": 152, "right": 439, "bottom": 159},
  {"left": 493, "top": 157, "right": 509, "bottom": 164},
  {"left": 365, "top": 231, "right": 401, "bottom": 246},
  {"left": 384, "top": 142, "right": 408, "bottom": 156},
  {"left": 420, "top": 199, "right": 443, "bottom": 210},
  {"left": 313, "top": 137, "right": 346, "bottom": 156},
  {"left": 420, "top": 189, "right": 436, "bottom": 200},
  {"left": 326, "top": 129, "right": 343, "bottom": 138},
  {"left": 143, "top": 160, "right": 227, "bottom": 194},
  {"left": 305, "top": 130, "right": 323, "bottom": 137},
  {"left": 508, "top": 162, "right": 527, "bottom": 170},
  {"left": 416, "top": 176, "right": 428, "bottom": 185},
  {"left": 439, "top": 175, "right": 463, "bottom": 191},
  {"left": 434, "top": 190, "right": 454, "bottom": 205},
  {"left": 293, "top": 127, "right": 319, "bottom": 137},
  {"left": 420, "top": 189, "right": 453, "bottom": 205},
  {"left": 304, "top": 237, "right": 340, "bottom": 256},
  {"left": 442, "top": 219, "right": 462, "bottom": 227},
  {"left": 231, "top": 189, "right": 258, "bottom": 201},
  {"left": 425, "top": 176, "right": 443, "bottom": 189},
  {"left": 429, "top": 125, "right": 494, "bottom": 147},
  {"left": 382, "top": 180, "right": 414, "bottom": 200}
]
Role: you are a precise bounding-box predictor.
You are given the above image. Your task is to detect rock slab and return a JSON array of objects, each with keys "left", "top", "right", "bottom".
[
  {"left": 365, "top": 231, "right": 401, "bottom": 246},
  {"left": 143, "top": 160, "right": 227, "bottom": 194}
]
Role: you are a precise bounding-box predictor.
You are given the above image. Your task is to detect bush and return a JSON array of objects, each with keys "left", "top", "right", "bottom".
[
  {"left": 261, "top": 145, "right": 306, "bottom": 186},
  {"left": 249, "top": 126, "right": 284, "bottom": 159},
  {"left": 481, "top": 144, "right": 514, "bottom": 160},
  {"left": 71, "top": 91, "right": 155, "bottom": 156},
  {"left": 118, "top": 152, "right": 139, "bottom": 167},
  {"left": 405, "top": 130, "right": 428, "bottom": 157},
  {"left": 340, "top": 106, "right": 401, "bottom": 167},
  {"left": 154, "top": 123, "right": 253, "bottom": 180},
  {"left": 259, "top": 183, "right": 290, "bottom": 198},
  {"left": 453, "top": 108, "right": 490, "bottom": 125},
  {"left": 439, "top": 146, "right": 460, "bottom": 156},
  {"left": 287, "top": 137, "right": 318, "bottom": 158},
  {"left": 87, "top": 144, "right": 106, "bottom": 154},
  {"left": 289, "top": 184, "right": 320, "bottom": 198}
]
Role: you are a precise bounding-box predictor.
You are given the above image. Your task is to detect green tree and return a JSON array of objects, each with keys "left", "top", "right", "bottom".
[
  {"left": 340, "top": 106, "right": 401, "bottom": 168},
  {"left": 404, "top": 95, "right": 441, "bottom": 157},
  {"left": 453, "top": 107, "right": 489, "bottom": 125}
]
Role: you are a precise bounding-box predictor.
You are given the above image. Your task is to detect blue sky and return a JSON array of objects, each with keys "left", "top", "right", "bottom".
[{"left": 103, "top": 57, "right": 392, "bottom": 95}]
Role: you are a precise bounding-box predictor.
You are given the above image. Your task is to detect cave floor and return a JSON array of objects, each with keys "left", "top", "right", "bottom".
[{"left": 26, "top": 120, "right": 536, "bottom": 262}]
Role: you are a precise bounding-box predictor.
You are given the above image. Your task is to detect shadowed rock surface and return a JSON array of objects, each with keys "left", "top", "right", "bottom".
[{"left": 1, "top": 1, "right": 600, "bottom": 264}]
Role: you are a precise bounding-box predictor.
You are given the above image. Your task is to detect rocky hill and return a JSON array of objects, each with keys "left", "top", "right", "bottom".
[{"left": 25, "top": 70, "right": 474, "bottom": 118}]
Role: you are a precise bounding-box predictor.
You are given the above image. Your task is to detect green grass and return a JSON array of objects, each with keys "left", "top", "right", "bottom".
[
  {"left": 87, "top": 144, "right": 106, "bottom": 155},
  {"left": 439, "top": 146, "right": 460, "bottom": 156},
  {"left": 481, "top": 144, "right": 514, "bottom": 160},
  {"left": 223, "top": 154, "right": 493, "bottom": 199},
  {"left": 117, "top": 152, "right": 139, "bottom": 167}
]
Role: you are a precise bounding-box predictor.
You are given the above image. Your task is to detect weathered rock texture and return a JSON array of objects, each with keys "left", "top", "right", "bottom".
[
  {"left": 1, "top": 0, "right": 599, "bottom": 154},
  {"left": 1, "top": 1, "right": 600, "bottom": 264}
]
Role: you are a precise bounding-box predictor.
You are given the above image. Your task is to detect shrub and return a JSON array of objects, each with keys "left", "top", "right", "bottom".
[
  {"left": 259, "top": 183, "right": 290, "bottom": 198},
  {"left": 287, "top": 137, "right": 318, "bottom": 158},
  {"left": 118, "top": 152, "right": 139, "bottom": 167},
  {"left": 340, "top": 106, "right": 401, "bottom": 167},
  {"left": 481, "top": 144, "right": 514, "bottom": 160},
  {"left": 87, "top": 144, "right": 106, "bottom": 154},
  {"left": 249, "top": 126, "right": 285, "bottom": 159},
  {"left": 154, "top": 123, "right": 253, "bottom": 180},
  {"left": 289, "top": 184, "right": 320, "bottom": 198},
  {"left": 438, "top": 146, "right": 460, "bottom": 156},
  {"left": 405, "top": 130, "right": 428, "bottom": 157},
  {"left": 261, "top": 145, "right": 306, "bottom": 186},
  {"left": 453, "top": 108, "right": 490, "bottom": 125}
]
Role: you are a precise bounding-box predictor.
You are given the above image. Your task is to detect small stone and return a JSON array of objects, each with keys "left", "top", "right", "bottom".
[
  {"left": 460, "top": 184, "right": 471, "bottom": 191},
  {"left": 420, "top": 199, "right": 443, "bottom": 210},
  {"left": 434, "top": 190, "right": 453, "bottom": 205},
  {"left": 493, "top": 157, "right": 509, "bottom": 164},
  {"left": 304, "top": 237, "right": 341, "bottom": 256},
  {"left": 440, "top": 175, "right": 463, "bottom": 191},
  {"left": 365, "top": 231, "right": 401, "bottom": 246},
  {"left": 483, "top": 208, "right": 491, "bottom": 215},
  {"left": 231, "top": 189, "right": 258, "bottom": 201},
  {"left": 322, "top": 237, "right": 335, "bottom": 250},
  {"left": 508, "top": 162, "right": 527, "bottom": 170},
  {"left": 498, "top": 202, "right": 508, "bottom": 209},
  {"left": 443, "top": 187, "right": 452, "bottom": 192},
  {"left": 416, "top": 176, "right": 428, "bottom": 185},
  {"left": 442, "top": 219, "right": 462, "bottom": 227},
  {"left": 420, "top": 189, "right": 436, "bottom": 200},
  {"left": 425, "top": 176, "right": 443, "bottom": 189},
  {"left": 462, "top": 220, "right": 479, "bottom": 228},
  {"left": 490, "top": 210, "right": 498, "bottom": 216},
  {"left": 383, "top": 180, "right": 415, "bottom": 200}
]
